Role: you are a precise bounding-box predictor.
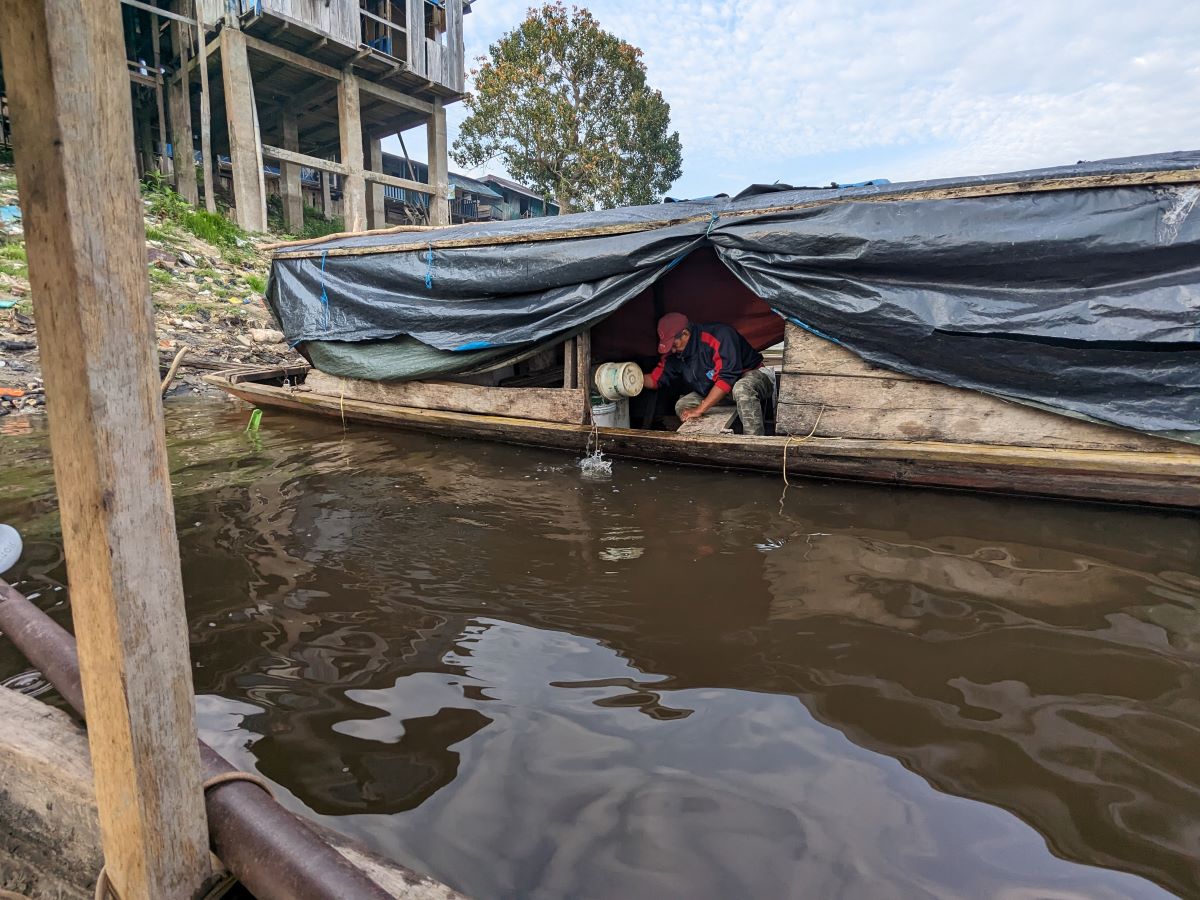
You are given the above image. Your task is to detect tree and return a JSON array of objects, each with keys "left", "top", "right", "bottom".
[{"left": 452, "top": 3, "right": 683, "bottom": 213}]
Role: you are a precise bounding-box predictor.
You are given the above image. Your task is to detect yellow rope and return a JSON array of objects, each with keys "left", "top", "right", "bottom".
[{"left": 779, "top": 404, "right": 825, "bottom": 514}]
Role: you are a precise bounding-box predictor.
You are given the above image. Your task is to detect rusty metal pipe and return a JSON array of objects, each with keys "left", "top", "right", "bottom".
[{"left": 0, "top": 579, "right": 395, "bottom": 900}]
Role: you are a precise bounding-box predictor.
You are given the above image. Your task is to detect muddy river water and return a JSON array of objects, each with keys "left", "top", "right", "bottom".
[{"left": 1, "top": 399, "right": 1198, "bottom": 898}]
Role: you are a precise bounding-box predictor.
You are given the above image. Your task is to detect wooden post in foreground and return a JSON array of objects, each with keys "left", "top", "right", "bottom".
[{"left": 0, "top": 1, "right": 214, "bottom": 897}]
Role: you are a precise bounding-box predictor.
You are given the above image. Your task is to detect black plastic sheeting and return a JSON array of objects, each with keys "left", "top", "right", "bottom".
[{"left": 266, "top": 151, "right": 1200, "bottom": 438}]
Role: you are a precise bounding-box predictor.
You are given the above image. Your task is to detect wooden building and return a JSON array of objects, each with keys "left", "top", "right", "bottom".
[
  {"left": 480, "top": 174, "right": 561, "bottom": 219},
  {"left": 0, "top": 0, "right": 470, "bottom": 232}
]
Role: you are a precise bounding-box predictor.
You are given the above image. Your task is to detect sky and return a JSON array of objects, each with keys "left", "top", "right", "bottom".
[{"left": 384, "top": 0, "right": 1200, "bottom": 199}]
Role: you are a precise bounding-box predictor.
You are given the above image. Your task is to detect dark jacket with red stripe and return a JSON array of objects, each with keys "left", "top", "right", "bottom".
[{"left": 647, "top": 322, "right": 763, "bottom": 396}]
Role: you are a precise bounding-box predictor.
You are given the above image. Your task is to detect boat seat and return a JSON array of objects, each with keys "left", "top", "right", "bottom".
[{"left": 676, "top": 407, "right": 738, "bottom": 436}]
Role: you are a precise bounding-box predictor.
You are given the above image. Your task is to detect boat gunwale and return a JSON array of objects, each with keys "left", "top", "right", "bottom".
[{"left": 205, "top": 367, "right": 1200, "bottom": 482}]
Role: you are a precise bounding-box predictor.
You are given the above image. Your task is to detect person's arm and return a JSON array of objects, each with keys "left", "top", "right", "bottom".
[
  {"left": 679, "top": 383, "right": 729, "bottom": 421},
  {"left": 644, "top": 356, "right": 670, "bottom": 390}
]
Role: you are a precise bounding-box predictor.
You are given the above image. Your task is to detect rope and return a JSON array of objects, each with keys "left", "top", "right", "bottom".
[
  {"left": 705, "top": 210, "right": 719, "bottom": 237},
  {"left": 92, "top": 774, "right": 276, "bottom": 900},
  {"left": 424, "top": 243, "right": 434, "bottom": 289},
  {"left": 778, "top": 404, "right": 825, "bottom": 514}
]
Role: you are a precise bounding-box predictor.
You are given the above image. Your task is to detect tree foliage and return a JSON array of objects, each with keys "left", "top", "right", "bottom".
[{"left": 452, "top": 3, "right": 683, "bottom": 212}]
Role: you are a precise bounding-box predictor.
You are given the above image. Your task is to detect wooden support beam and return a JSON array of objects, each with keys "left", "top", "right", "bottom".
[
  {"left": 150, "top": 10, "right": 171, "bottom": 176},
  {"left": 362, "top": 168, "right": 432, "bottom": 195},
  {"left": 367, "top": 136, "right": 386, "bottom": 228},
  {"left": 426, "top": 97, "right": 449, "bottom": 225},
  {"left": 280, "top": 109, "right": 304, "bottom": 232},
  {"left": 262, "top": 144, "right": 348, "bottom": 175},
  {"left": 221, "top": 28, "right": 268, "bottom": 231},
  {"left": 120, "top": 0, "right": 196, "bottom": 25},
  {"left": 241, "top": 31, "right": 342, "bottom": 81},
  {"left": 577, "top": 328, "right": 592, "bottom": 424},
  {"left": 338, "top": 69, "right": 367, "bottom": 232},
  {"left": 195, "top": 0, "right": 216, "bottom": 212},
  {"left": 357, "top": 78, "right": 433, "bottom": 115},
  {"left": 168, "top": 7, "right": 198, "bottom": 203},
  {"left": 0, "top": 0, "right": 214, "bottom": 896}
]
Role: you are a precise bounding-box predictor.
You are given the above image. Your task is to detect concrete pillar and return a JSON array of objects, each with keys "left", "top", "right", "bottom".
[
  {"left": 220, "top": 28, "right": 267, "bottom": 231},
  {"left": 367, "top": 136, "right": 385, "bottom": 229},
  {"left": 337, "top": 69, "right": 367, "bottom": 232},
  {"left": 426, "top": 96, "right": 449, "bottom": 226},
  {"left": 321, "top": 169, "right": 332, "bottom": 218},
  {"left": 280, "top": 107, "right": 303, "bottom": 232}
]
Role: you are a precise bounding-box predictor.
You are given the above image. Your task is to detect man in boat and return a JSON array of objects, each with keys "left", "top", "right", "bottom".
[{"left": 643, "top": 312, "right": 774, "bottom": 435}]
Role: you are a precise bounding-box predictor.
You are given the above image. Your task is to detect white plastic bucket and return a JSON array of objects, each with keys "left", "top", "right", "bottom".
[
  {"left": 591, "top": 397, "right": 630, "bottom": 428},
  {"left": 594, "top": 361, "right": 644, "bottom": 401}
]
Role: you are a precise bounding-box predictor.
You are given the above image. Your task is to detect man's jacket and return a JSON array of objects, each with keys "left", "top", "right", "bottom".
[{"left": 647, "top": 322, "right": 763, "bottom": 396}]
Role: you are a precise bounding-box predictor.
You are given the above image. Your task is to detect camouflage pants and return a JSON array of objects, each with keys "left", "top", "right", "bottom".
[{"left": 674, "top": 368, "right": 774, "bottom": 436}]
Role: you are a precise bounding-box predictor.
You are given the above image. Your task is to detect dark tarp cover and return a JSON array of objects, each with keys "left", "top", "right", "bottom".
[{"left": 266, "top": 151, "right": 1200, "bottom": 440}]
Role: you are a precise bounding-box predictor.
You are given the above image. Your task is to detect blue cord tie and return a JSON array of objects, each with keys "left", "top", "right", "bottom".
[
  {"left": 424, "top": 244, "right": 435, "bottom": 289},
  {"left": 318, "top": 250, "right": 331, "bottom": 330},
  {"left": 706, "top": 210, "right": 719, "bottom": 237}
]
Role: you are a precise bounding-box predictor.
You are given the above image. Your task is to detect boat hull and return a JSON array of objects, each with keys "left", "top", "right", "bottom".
[{"left": 206, "top": 369, "right": 1200, "bottom": 510}]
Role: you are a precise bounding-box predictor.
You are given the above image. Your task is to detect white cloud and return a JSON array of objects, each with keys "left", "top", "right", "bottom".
[{"left": 446, "top": 0, "right": 1200, "bottom": 195}]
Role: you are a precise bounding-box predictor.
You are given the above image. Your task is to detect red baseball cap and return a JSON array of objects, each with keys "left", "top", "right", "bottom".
[{"left": 656, "top": 312, "right": 689, "bottom": 354}]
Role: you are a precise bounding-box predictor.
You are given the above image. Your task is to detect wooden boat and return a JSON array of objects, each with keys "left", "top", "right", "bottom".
[{"left": 206, "top": 320, "right": 1200, "bottom": 509}]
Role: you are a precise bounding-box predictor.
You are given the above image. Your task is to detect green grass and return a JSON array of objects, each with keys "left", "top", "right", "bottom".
[
  {"left": 0, "top": 243, "right": 26, "bottom": 262},
  {"left": 0, "top": 172, "right": 15, "bottom": 191},
  {"left": 183, "top": 209, "right": 242, "bottom": 247},
  {"left": 144, "top": 224, "right": 174, "bottom": 243},
  {"left": 244, "top": 273, "right": 267, "bottom": 295},
  {"left": 141, "top": 174, "right": 248, "bottom": 248},
  {"left": 0, "top": 259, "right": 26, "bottom": 278},
  {"left": 148, "top": 266, "right": 175, "bottom": 286}
]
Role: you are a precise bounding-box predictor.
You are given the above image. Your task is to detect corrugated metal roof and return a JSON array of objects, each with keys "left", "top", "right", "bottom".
[{"left": 449, "top": 173, "right": 504, "bottom": 200}]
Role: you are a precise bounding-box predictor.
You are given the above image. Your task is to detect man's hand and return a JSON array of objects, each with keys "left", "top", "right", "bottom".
[{"left": 680, "top": 406, "right": 704, "bottom": 422}]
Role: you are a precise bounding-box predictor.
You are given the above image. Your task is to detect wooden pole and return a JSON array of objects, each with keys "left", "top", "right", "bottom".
[
  {"left": 221, "top": 27, "right": 267, "bottom": 231},
  {"left": 426, "top": 96, "right": 449, "bottom": 226},
  {"left": 280, "top": 106, "right": 304, "bottom": 232},
  {"left": 195, "top": 0, "right": 216, "bottom": 212},
  {"left": 169, "top": 1, "right": 198, "bottom": 203},
  {"left": 337, "top": 68, "right": 367, "bottom": 232},
  {"left": 0, "top": 0, "right": 214, "bottom": 897},
  {"left": 150, "top": 9, "right": 171, "bottom": 176}
]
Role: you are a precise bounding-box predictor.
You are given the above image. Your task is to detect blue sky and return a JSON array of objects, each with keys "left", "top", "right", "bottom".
[{"left": 384, "top": 0, "right": 1200, "bottom": 199}]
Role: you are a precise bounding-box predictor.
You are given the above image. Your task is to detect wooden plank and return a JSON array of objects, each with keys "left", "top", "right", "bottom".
[
  {"left": 563, "top": 337, "right": 577, "bottom": 389},
  {"left": 261, "top": 142, "right": 348, "bottom": 174},
  {"left": 677, "top": 406, "right": 738, "bottom": 435},
  {"left": 0, "top": 1, "right": 213, "bottom": 895},
  {"left": 576, "top": 328, "right": 591, "bottom": 425},
  {"left": 783, "top": 322, "right": 915, "bottom": 380},
  {"left": 357, "top": 78, "right": 433, "bottom": 114},
  {"left": 363, "top": 168, "right": 432, "bottom": 195},
  {"left": 445, "top": 0, "right": 464, "bottom": 93},
  {"left": 241, "top": 29, "right": 342, "bottom": 80},
  {"left": 406, "top": 0, "right": 424, "bottom": 77},
  {"left": 305, "top": 370, "right": 587, "bottom": 423},
  {"left": 120, "top": 0, "right": 196, "bottom": 25},
  {"left": 776, "top": 372, "right": 1178, "bottom": 451},
  {"left": 221, "top": 28, "right": 268, "bottom": 231},
  {"left": 194, "top": 0, "right": 216, "bottom": 212}
]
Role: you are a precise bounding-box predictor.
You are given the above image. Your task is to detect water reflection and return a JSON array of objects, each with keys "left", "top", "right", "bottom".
[{"left": 0, "top": 400, "right": 1197, "bottom": 898}]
